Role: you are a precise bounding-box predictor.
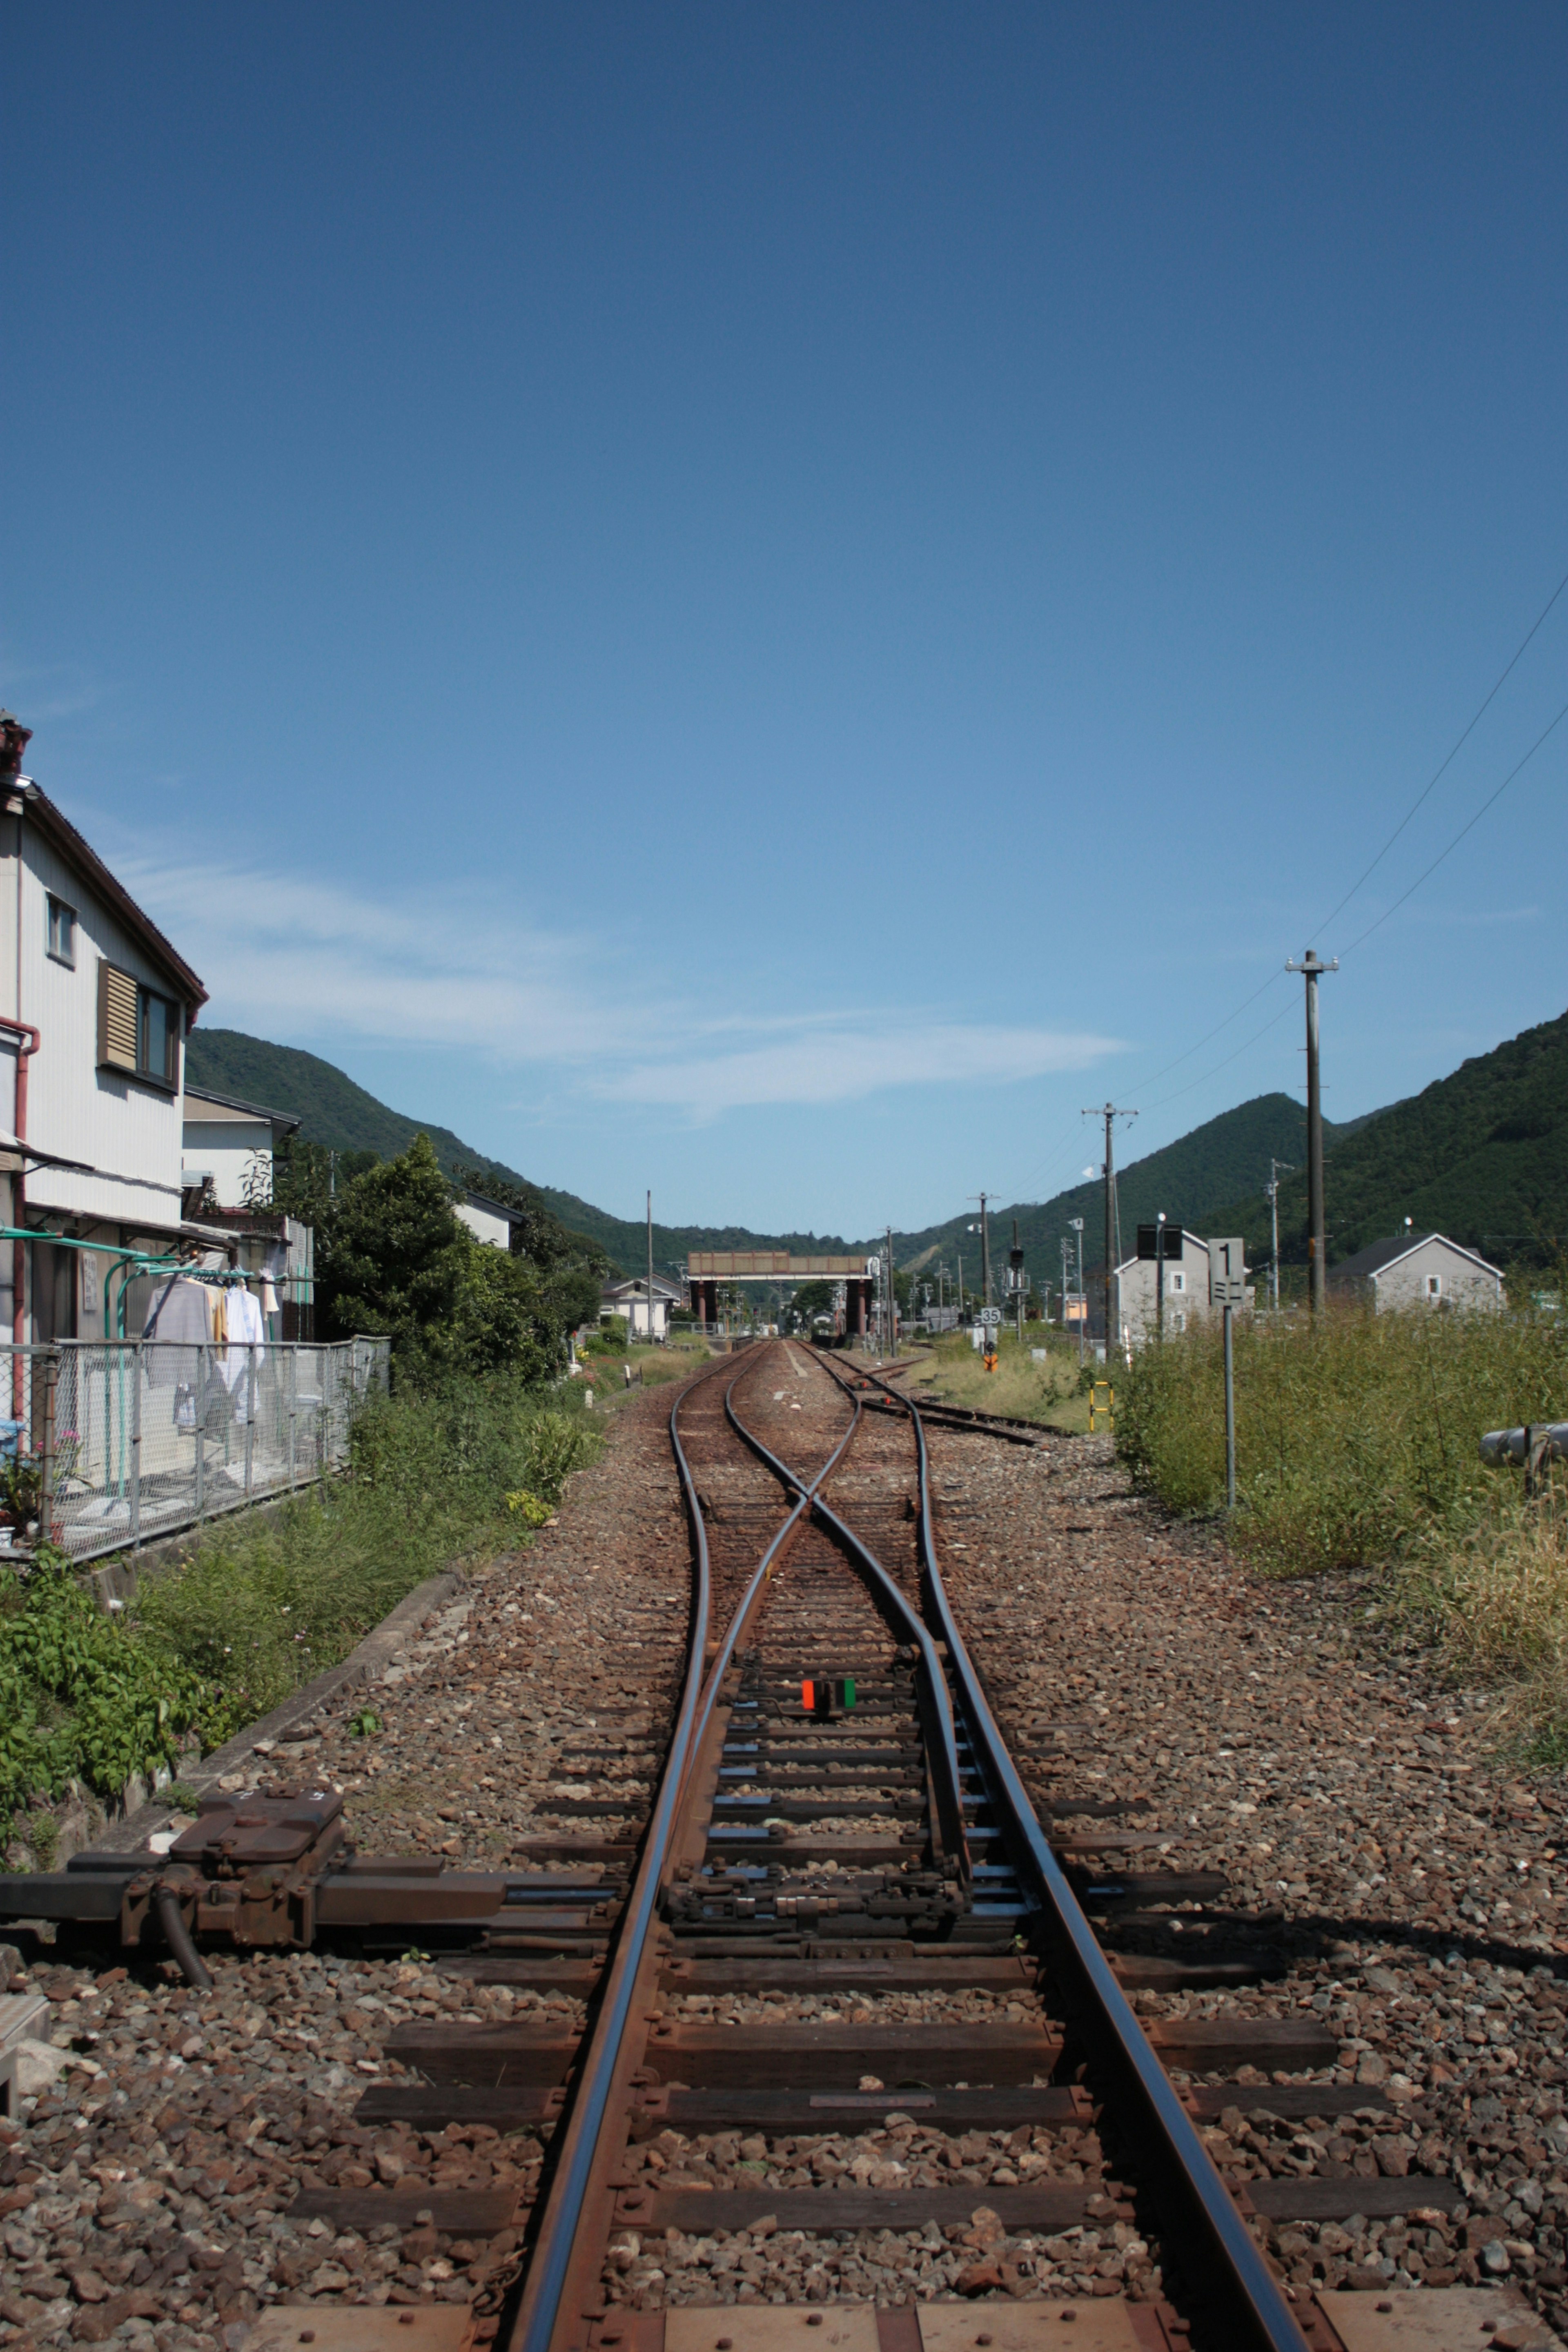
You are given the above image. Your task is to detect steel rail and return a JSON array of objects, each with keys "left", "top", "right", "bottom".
[
  {"left": 852, "top": 1359, "right": 1311, "bottom": 2352},
  {"left": 675, "top": 1367, "right": 865, "bottom": 1813},
  {"left": 507, "top": 1344, "right": 866, "bottom": 2352},
  {"left": 722, "top": 1381, "right": 971, "bottom": 1884},
  {"left": 506, "top": 1354, "right": 723, "bottom": 2352}
]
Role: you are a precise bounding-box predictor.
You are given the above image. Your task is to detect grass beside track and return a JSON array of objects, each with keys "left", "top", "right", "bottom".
[
  {"left": 900, "top": 1326, "right": 1095, "bottom": 1432},
  {"left": 1, "top": 1374, "right": 602, "bottom": 1846},
  {"left": 1113, "top": 1299, "right": 1568, "bottom": 1755}
]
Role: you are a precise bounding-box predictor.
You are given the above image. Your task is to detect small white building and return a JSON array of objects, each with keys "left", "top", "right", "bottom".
[
  {"left": 456, "top": 1190, "right": 521, "bottom": 1250},
  {"left": 182, "top": 1086, "right": 301, "bottom": 1212},
  {"left": 1330, "top": 1232, "right": 1505, "bottom": 1312},
  {"left": 599, "top": 1273, "right": 681, "bottom": 1341},
  {"left": 1113, "top": 1229, "right": 1256, "bottom": 1346}
]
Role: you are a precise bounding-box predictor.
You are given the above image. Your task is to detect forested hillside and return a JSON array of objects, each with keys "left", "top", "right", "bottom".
[
  {"left": 184, "top": 1029, "right": 857, "bottom": 1278},
  {"left": 892, "top": 1093, "right": 1343, "bottom": 1297},
  {"left": 1215, "top": 1009, "right": 1568, "bottom": 1268}
]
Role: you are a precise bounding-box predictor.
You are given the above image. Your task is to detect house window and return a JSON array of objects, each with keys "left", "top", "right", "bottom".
[
  {"left": 1170, "top": 1271, "right": 1185, "bottom": 1293},
  {"left": 1427, "top": 1274, "right": 1442, "bottom": 1298},
  {"left": 45, "top": 895, "right": 76, "bottom": 967},
  {"left": 98, "top": 960, "right": 180, "bottom": 1087},
  {"left": 1170, "top": 1309, "right": 1187, "bottom": 1333}
]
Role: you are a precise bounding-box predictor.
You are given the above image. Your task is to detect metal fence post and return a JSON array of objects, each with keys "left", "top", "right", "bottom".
[
  {"left": 195, "top": 1342, "right": 207, "bottom": 1521},
  {"left": 130, "top": 1343, "right": 142, "bottom": 1548},
  {"left": 287, "top": 1345, "right": 297, "bottom": 1486},
  {"left": 38, "top": 1349, "right": 56, "bottom": 1550},
  {"left": 243, "top": 1347, "right": 255, "bottom": 1496}
]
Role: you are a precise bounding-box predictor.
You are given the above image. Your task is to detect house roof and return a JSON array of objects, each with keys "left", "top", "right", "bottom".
[
  {"left": 18, "top": 782, "right": 208, "bottom": 1013},
  {"left": 1331, "top": 1231, "right": 1504, "bottom": 1283},
  {"left": 463, "top": 1189, "right": 523, "bottom": 1223},
  {"left": 184, "top": 1084, "right": 302, "bottom": 1134},
  {"left": 1114, "top": 1228, "right": 1207, "bottom": 1276},
  {"left": 602, "top": 1274, "right": 682, "bottom": 1299}
]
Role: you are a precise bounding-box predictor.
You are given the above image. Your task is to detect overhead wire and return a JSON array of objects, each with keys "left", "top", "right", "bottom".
[
  {"left": 1312, "top": 561, "right": 1568, "bottom": 941},
  {"left": 1078, "top": 558, "right": 1568, "bottom": 1135},
  {"left": 1007, "top": 556, "right": 1568, "bottom": 1211},
  {"left": 1338, "top": 692, "right": 1568, "bottom": 959}
]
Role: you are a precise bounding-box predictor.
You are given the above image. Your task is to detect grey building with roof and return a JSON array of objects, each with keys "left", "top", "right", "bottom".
[{"left": 1328, "top": 1231, "right": 1504, "bottom": 1312}]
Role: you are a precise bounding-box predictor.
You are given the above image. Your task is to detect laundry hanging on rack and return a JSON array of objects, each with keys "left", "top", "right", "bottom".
[
  {"left": 135, "top": 1276, "right": 215, "bottom": 1385},
  {"left": 221, "top": 1283, "right": 266, "bottom": 1423}
]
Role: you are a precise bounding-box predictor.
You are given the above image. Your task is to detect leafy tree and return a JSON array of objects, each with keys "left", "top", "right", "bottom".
[
  {"left": 786, "top": 1280, "right": 837, "bottom": 1331},
  {"left": 319, "top": 1134, "right": 469, "bottom": 1363},
  {"left": 270, "top": 1135, "right": 380, "bottom": 1226}
]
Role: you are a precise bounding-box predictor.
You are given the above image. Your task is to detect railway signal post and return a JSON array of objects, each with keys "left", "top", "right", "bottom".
[{"left": 1210, "top": 1235, "right": 1247, "bottom": 1509}]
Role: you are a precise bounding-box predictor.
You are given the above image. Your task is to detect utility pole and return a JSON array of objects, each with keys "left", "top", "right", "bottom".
[
  {"left": 1060, "top": 1236, "right": 1071, "bottom": 1333},
  {"left": 1267, "top": 1158, "right": 1295, "bottom": 1312},
  {"left": 956, "top": 1247, "right": 964, "bottom": 1325},
  {"left": 1009, "top": 1219, "right": 1025, "bottom": 1346},
  {"left": 646, "top": 1189, "right": 655, "bottom": 1346},
  {"left": 1083, "top": 1104, "right": 1136, "bottom": 1360},
  {"left": 1286, "top": 952, "right": 1338, "bottom": 1313},
  {"left": 886, "top": 1226, "right": 895, "bottom": 1356}
]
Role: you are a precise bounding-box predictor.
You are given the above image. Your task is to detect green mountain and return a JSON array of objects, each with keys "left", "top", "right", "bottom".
[
  {"left": 888, "top": 1092, "right": 1342, "bottom": 1300},
  {"left": 183, "top": 1028, "right": 857, "bottom": 1279},
  {"left": 1215, "top": 1008, "right": 1568, "bottom": 1270}
]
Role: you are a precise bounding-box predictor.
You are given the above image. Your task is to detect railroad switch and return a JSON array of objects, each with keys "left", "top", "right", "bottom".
[{"left": 118, "top": 1788, "right": 347, "bottom": 1958}]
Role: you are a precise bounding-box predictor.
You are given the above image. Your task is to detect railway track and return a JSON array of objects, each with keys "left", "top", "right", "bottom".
[
  {"left": 490, "top": 1341, "right": 1534, "bottom": 2352},
  {"left": 0, "top": 1341, "right": 1554, "bottom": 2352}
]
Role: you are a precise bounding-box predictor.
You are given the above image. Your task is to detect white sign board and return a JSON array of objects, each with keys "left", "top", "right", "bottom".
[
  {"left": 1209, "top": 1236, "right": 1247, "bottom": 1309},
  {"left": 978, "top": 1307, "right": 1002, "bottom": 1325}
]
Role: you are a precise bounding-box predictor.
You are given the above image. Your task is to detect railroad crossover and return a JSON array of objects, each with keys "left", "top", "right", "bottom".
[{"left": 0, "top": 1341, "right": 1553, "bottom": 2352}]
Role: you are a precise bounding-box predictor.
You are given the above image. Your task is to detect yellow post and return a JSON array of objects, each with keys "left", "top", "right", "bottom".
[{"left": 1089, "top": 1380, "right": 1114, "bottom": 1431}]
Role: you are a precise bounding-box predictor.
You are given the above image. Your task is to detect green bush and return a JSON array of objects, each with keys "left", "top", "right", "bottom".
[
  {"left": 134, "top": 1377, "right": 601, "bottom": 1748},
  {"left": 0, "top": 1549, "right": 203, "bottom": 1825}
]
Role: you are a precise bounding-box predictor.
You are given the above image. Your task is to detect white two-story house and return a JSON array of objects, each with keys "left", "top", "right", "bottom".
[{"left": 0, "top": 713, "right": 208, "bottom": 1348}]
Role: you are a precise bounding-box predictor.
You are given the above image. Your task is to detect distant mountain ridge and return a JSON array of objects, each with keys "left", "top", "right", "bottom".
[
  {"left": 884, "top": 1092, "right": 1345, "bottom": 1301},
  {"left": 187, "top": 1014, "right": 1567, "bottom": 1291},
  {"left": 184, "top": 1031, "right": 1337, "bottom": 1293},
  {"left": 1214, "top": 1007, "right": 1568, "bottom": 1269},
  {"left": 183, "top": 1029, "right": 858, "bottom": 1277}
]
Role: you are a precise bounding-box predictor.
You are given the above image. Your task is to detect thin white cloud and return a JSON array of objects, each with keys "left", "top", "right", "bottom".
[
  {"left": 598, "top": 1025, "right": 1123, "bottom": 1117},
  {"left": 116, "top": 853, "right": 1123, "bottom": 1117}
]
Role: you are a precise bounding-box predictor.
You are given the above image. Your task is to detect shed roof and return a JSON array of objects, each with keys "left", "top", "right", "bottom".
[{"left": 185, "top": 1085, "right": 302, "bottom": 1134}]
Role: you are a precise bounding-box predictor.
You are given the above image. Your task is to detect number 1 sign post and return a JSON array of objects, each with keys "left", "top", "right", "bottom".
[{"left": 1209, "top": 1239, "right": 1246, "bottom": 1510}]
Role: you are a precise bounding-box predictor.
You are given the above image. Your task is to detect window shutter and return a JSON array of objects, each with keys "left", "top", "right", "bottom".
[{"left": 98, "top": 960, "right": 138, "bottom": 1071}]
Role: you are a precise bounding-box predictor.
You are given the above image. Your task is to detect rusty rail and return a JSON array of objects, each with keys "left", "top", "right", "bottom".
[
  {"left": 507, "top": 1345, "right": 869, "bottom": 2352},
  {"left": 505, "top": 1353, "right": 725, "bottom": 2352},
  {"left": 721, "top": 1377, "right": 971, "bottom": 1884},
  {"left": 823, "top": 1349, "right": 1311, "bottom": 2352}
]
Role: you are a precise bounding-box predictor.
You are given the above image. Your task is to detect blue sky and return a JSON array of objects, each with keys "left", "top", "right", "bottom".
[{"left": 7, "top": 5, "right": 1568, "bottom": 1237}]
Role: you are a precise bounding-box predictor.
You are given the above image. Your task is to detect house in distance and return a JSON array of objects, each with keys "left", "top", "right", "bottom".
[{"left": 1329, "top": 1231, "right": 1505, "bottom": 1311}]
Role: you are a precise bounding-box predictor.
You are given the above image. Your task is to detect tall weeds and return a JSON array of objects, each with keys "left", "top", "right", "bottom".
[
  {"left": 134, "top": 1375, "right": 601, "bottom": 1747},
  {"left": 1114, "top": 1298, "right": 1568, "bottom": 1746}
]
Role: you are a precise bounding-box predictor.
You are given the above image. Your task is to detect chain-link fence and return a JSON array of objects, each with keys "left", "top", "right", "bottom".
[{"left": 0, "top": 1337, "right": 391, "bottom": 1564}]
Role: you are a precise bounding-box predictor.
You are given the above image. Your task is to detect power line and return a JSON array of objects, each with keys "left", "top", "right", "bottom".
[
  {"left": 1009, "top": 561, "right": 1568, "bottom": 1209},
  {"left": 1140, "top": 998, "right": 1296, "bottom": 1113},
  {"left": 1340, "top": 690, "right": 1568, "bottom": 958},
  {"left": 1314, "top": 561, "right": 1568, "bottom": 940}
]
